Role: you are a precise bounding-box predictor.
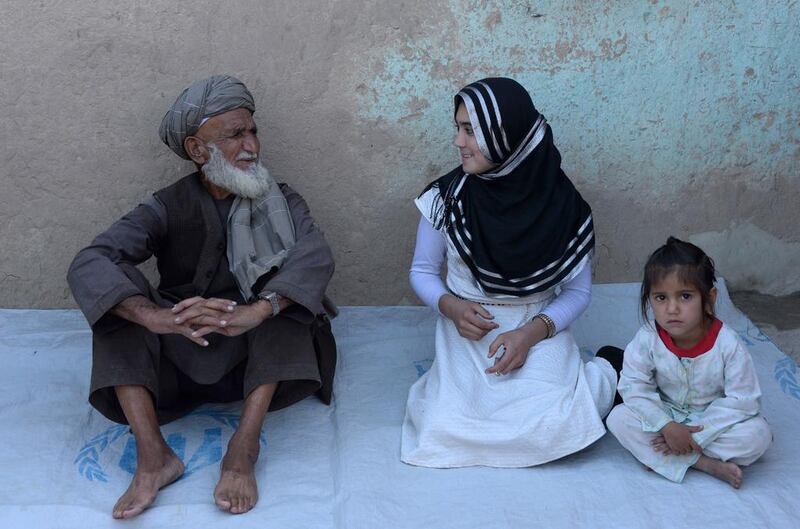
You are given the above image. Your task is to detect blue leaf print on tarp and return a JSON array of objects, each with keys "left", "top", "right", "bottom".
[{"left": 775, "top": 357, "right": 800, "bottom": 401}]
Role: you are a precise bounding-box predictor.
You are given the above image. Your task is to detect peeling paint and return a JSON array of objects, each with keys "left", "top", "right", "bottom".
[
  {"left": 355, "top": 1, "right": 799, "bottom": 200},
  {"left": 689, "top": 223, "right": 800, "bottom": 296},
  {"left": 0, "top": 0, "right": 798, "bottom": 307},
  {"left": 597, "top": 33, "right": 628, "bottom": 60},
  {"left": 484, "top": 9, "right": 502, "bottom": 31},
  {"left": 753, "top": 111, "right": 778, "bottom": 131},
  {"left": 342, "top": 0, "right": 800, "bottom": 300}
]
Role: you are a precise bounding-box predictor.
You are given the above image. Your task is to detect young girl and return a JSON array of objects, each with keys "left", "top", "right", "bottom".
[{"left": 607, "top": 237, "right": 771, "bottom": 488}]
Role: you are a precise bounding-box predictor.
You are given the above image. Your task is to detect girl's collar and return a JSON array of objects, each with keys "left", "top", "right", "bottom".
[{"left": 656, "top": 318, "right": 723, "bottom": 359}]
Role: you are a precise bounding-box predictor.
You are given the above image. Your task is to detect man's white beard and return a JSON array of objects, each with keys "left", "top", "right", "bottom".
[{"left": 201, "top": 144, "right": 273, "bottom": 198}]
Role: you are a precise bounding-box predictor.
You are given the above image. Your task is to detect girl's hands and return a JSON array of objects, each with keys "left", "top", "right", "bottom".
[
  {"left": 654, "top": 422, "right": 704, "bottom": 455},
  {"left": 485, "top": 317, "right": 548, "bottom": 375},
  {"left": 438, "top": 294, "right": 499, "bottom": 340}
]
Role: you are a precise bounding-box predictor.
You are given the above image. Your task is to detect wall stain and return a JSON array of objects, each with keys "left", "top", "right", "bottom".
[
  {"left": 598, "top": 33, "right": 628, "bottom": 60},
  {"left": 484, "top": 9, "right": 502, "bottom": 31},
  {"left": 753, "top": 111, "right": 778, "bottom": 131}
]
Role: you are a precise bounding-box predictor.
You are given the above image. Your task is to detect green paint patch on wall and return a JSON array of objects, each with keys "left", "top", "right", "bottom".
[{"left": 357, "top": 0, "right": 800, "bottom": 196}]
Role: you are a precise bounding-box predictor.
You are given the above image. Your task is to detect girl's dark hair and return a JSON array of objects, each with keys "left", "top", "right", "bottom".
[{"left": 640, "top": 237, "right": 717, "bottom": 323}]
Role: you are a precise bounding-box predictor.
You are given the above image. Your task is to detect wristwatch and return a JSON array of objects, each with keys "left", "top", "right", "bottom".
[{"left": 258, "top": 291, "right": 281, "bottom": 317}]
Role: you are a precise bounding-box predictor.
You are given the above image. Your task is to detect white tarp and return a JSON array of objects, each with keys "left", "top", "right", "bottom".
[{"left": 0, "top": 281, "right": 797, "bottom": 528}]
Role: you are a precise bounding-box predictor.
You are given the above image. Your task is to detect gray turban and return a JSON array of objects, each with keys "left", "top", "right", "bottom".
[{"left": 159, "top": 74, "right": 255, "bottom": 159}]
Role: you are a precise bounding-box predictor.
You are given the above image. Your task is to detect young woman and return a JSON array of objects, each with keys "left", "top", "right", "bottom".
[{"left": 401, "top": 77, "right": 617, "bottom": 468}]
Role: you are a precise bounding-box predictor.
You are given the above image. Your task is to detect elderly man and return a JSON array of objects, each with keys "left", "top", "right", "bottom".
[{"left": 67, "top": 75, "right": 336, "bottom": 518}]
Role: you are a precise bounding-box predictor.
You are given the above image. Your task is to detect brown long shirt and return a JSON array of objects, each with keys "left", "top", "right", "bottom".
[{"left": 67, "top": 182, "right": 335, "bottom": 331}]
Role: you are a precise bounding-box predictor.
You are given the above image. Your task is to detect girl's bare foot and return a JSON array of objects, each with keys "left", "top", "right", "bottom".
[
  {"left": 214, "top": 434, "right": 260, "bottom": 514},
  {"left": 112, "top": 448, "right": 185, "bottom": 519},
  {"left": 693, "top": 454, "right": 743, "bottom": 489}
]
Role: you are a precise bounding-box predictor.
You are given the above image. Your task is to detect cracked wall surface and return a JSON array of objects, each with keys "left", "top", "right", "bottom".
[{"left": 1, "top": 0, "right": 798, "bottom": 307}]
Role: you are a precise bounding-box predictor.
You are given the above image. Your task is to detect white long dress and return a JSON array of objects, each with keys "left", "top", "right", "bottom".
[{"left": 401, "top": 191, "right": 617, "bottom": 468}]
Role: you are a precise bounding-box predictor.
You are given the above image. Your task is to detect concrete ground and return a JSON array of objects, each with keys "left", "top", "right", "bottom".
[{"left": 731, "top": 290, "right": 800, "bottom": 364}]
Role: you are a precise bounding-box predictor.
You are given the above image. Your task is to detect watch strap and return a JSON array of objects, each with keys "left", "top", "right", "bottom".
[{"left": 259, "top": 292, "right": 281, "bottom": 317}]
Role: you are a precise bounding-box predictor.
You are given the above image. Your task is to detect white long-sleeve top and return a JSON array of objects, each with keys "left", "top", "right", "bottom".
[
  {"left": 617, "top": 320, "right": 762, "bottom": 447},
  {"left": 408, "top": 216, "right": 591, "bottom": 332}
]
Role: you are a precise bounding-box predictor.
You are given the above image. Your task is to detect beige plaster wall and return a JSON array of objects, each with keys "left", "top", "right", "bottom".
[{"left": 1, "top": 1, "right": 798, "bottom": 308}]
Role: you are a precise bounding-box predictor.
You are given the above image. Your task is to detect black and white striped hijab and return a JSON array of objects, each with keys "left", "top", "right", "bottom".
[{"left": 424, "top": 77, "right": 594, "bottom": 297}]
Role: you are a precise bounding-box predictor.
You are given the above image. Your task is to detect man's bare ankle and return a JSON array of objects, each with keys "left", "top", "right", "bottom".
[{"left": 135, "top": 444, "right": 179, "bottom": 471}]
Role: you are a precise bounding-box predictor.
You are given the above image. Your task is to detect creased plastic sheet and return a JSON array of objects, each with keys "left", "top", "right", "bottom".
[{"left": 0, "top": 281, "right": 797, "bottom": 528}]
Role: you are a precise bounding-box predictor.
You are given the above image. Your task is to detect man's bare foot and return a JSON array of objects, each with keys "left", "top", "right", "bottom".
[
  {"left": 112, "top": 448, "right": 185, "bottom": 519},
  {"left": 214, "top": 434, "right": 260, "bottom": 514},
  {"left": 694, "top": 454, "right": 743, "bottom": 489}
]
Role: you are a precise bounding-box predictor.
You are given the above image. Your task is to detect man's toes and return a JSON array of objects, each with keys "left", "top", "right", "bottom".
[
  {"left": 123, "top": 495, "right": 153, "bottom": 519},
  {"left": 121, "top": 504, "right": 146, "bottom": 519},
  {"left": 215, "top": 496, "right": 232, "bottom": 512},
  {"left": 214, "top": 490, "right": 231, "bottom": 511},
  {"left": 112, "top": 497, "right": 132, "bottom": 519}
]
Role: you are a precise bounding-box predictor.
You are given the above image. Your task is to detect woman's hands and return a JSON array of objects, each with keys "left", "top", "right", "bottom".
[
  {"left": 438, "top": 294, "right": 498, "bottom": 340},
  {"left": 653, "top": 422, "right": 704, "bottom": 455},
  {"left": 439, "top": 296, "right": 556, "bottom": 376},
  {"left": 485, "top": 317, "right": 549, "bottom": 376}
]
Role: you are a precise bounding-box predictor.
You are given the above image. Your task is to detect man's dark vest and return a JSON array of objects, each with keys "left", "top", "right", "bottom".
[
  {"left": 153, "top": 173, "right": 337, "bottom": 405},
  {"left": 153, "top": 172, "right": 228, "bottom": 300}
]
